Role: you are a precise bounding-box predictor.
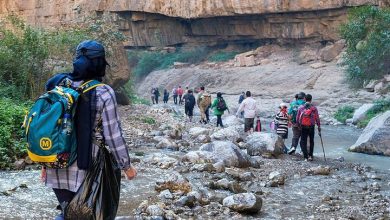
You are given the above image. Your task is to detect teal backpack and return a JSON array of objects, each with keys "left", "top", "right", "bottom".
[{"left": 23, "top": 79, "right": 104, "bottom": 168}]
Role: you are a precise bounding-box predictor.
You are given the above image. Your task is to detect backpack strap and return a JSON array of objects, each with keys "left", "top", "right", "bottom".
[{"left": 78, "top": 80, "right": 105, "bottom": 93}]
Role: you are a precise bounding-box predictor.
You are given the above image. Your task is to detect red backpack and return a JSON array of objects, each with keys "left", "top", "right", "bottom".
[{"left": 300, "top": 106, "right": 314, "bottom": 127}]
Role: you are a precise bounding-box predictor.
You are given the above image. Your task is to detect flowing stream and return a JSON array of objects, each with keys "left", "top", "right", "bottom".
[{"left": 0, "top": 124, "right": 388, "bottom": 219}]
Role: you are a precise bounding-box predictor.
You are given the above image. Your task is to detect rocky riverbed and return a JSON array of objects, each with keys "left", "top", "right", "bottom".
[{"left": 1, "top": 103, "right": 389, "bottom": 219}]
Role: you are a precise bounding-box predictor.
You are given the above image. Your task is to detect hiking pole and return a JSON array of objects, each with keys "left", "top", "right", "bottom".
[{"left": 319, "top": 133, "right": 326, "bottom": 161}]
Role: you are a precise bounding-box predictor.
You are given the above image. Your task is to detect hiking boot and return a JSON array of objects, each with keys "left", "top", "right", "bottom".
[
  {"left": 304, "top": 158, "right": 308, "bottom": 162},
  {"left": 308, "top": 156, "right": 313, "bottom": 161},
  {"left": 287, "top": 147, "right": 296, "bottom": 155}
]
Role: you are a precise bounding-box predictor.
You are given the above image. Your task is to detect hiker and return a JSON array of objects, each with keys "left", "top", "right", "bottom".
[
  {"left": 296, "top": 94, "right": 321, "bottom": 161},
  {"left": 238, "top": 92, "right": 245, "bottom": 118},
  {"left": 154, "top": 88, "right": 160, "bottom": 104},
  {"left": 43, "top": 40, "right": 137, "bottom": 220},
  {"left": 274, "top": 103, "right": 290, "bottom": 153},
  {"left": 151, "top": 88, "right": 156, "bottom": 104},
  {"left": 184, "top": 90, "right": 196, "bottom": 122},
  {"left": 197, "top": 86, "right": 212, "bottom": 124},
  {"left": 163, "top": 89, "right": 169, "bottom": 103},
  {"left": 177, "top": 86, "right": 184, "bottom": 105},
  {"left": 211, "top": 92, "right": 229, "bottom": 127},
  {"left": 287, "top": 92, "right": 306, "bottom": 154},
  {"left": 236, "top": 91, "right": 257, "bottom": 133},
  {"left": 172, "top": 87, "right": 178, "bottom": 104}
]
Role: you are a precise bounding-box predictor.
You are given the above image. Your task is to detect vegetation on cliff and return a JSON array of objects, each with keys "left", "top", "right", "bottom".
[{"left": 341, "top": 6, "right": 390, "bottom": 88}]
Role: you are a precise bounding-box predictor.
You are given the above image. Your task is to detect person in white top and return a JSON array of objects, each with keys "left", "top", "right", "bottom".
[{"left": 236, "top": 91, "right": 257, "bottom": 133}]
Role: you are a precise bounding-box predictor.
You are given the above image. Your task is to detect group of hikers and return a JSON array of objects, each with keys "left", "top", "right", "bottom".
[{"left": 152, "top": 87, "right": 321, "bottom": 162}]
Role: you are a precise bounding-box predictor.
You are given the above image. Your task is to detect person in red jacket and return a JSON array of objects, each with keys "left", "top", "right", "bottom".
[
  {"left": 177, "top": 86, "right": 184, "bottom": 105},
  {"left": 296, "top": 94, "right": 321, "bottom": 161}
]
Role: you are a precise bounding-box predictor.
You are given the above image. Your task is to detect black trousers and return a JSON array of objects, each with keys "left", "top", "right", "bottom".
[
  {"left": 173, "top": 95, "right": 178, "bottom": 104},
  {"left": 216, "top": 115, "right": 223, "bottom": 127},
  {"left": 300, "top": 126, "right": 315, "bottom": 159},
  {"left": 291, "top": 125, "right": 301, "bottom": 148},
  {"left": 53, "top": 188, "right": 76, "bottom": 211},
  {"left": 179, "top": 95, "right": 183, "bottom": 104},
  {"left": 155, "top": 96, "right": 159, "bottom": 104},
  {"left": 205, "top": 107, "right": 210, "bottom": 122}
]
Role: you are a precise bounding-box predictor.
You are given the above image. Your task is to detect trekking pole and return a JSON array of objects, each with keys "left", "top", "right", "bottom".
[{"left": 319, "top": 133, "right": 326, "bottom": 161}]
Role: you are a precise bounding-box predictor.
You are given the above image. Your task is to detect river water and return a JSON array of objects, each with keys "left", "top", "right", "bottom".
[{"left": 0, "top": 124, "right": 388, "bottom": 219}]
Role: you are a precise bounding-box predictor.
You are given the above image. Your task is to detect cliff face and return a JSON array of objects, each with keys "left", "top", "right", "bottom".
[{"left": 0, "top": 0, "right": 380, "bottom": 47}]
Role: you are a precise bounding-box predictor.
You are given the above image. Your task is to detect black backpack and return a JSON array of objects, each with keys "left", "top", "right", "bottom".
[{"left": 216, "top": 98, "right": 227, "bottom": 111}]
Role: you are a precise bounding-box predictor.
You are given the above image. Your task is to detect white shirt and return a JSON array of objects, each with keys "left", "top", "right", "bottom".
[{"left": 236, "top": 97, "right": 257, "bottom": 118}]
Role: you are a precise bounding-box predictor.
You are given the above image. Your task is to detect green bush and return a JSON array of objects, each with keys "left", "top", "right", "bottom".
[
  {"left": 340, "top": 6, "right": 390, "bottom": 88},
  {"left": 0, "top": 99, "right": 28, "bottom": 169},
  {"left": 140, "top": 116, "right": 156, "bottom": 125},
  {"left": 131, "top": 47, "right": 209, "bottom": 80},
  {"left": 208, "top": 51, "right": 239, "bottom": 62},
  {"left": 334, "top": 106, "right": 355, "bottom": 123},
  {"left": 357, "top": 98, "right": 390, "bottom": 127}
]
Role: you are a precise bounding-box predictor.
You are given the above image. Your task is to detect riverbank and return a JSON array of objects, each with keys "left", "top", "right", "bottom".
[{"left": 0, "top": 103, "right": 389, "bottom": 219}]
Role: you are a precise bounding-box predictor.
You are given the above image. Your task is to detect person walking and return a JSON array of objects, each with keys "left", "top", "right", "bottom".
[
  {"left": 177, "top": 86, "right": 184, "bottom": 105},
  {"left": 172, "top": 87, "right": 178, "bottom": 105},
  {"left": 154, "top": 88, "right": 160, "bottom": 104},
  {"left": 275, "top": 103, "right": 290, "bottom": 152},
  {"left": 238, "top": 92, "right": 245, "bottom": 118},
  {"left": 43, "top": 40, "right": 137, "bottom": 220},
  {"left": 296, "top": 94, "right": 321, "bottom": 161},
  {"left": 197, "top": 86, "right": 212, "bottom": 124},
  {"left": 236, "top": 91, "right": 257, "bottom": 133},
  {"left": 151, "top": 87, "right": 156, "bottom": 104},
  {"left": 211, "top": 92, "right": 229, "bottom": 127},
  {"left": 163, "top": 89, "right": 169, "bottom": 103},
  {"left": 287, "top": 92, "right": 306, "bottom": 154},
  {"left": 184, "top": 90, "right": 196, "bottom": 122}
]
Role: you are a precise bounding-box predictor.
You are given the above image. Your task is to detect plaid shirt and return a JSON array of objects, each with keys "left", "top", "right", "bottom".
[{"left": 45, "top": 82, "right": 131, "bottom": 192}]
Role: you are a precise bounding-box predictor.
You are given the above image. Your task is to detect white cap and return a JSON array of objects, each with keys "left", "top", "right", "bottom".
[{"left": 280, "top": 103, "right": 287, "bottom": 108}]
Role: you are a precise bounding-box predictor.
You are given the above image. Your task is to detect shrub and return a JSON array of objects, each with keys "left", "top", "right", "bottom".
[
  {"left": 208, "top": 51, "right": 239, "bottom": 62},
  {"left": 340, "top": 6, "right": 390, "bottom": 88},
  {"left": 140, "top": 116, "right": 156, "bottom": 125},
  {"left": 0, "top": 99, "right": 29, "bottom": 169},
  {"left": 334, "top": 106, "right": 355, "bottom": 123},
  {"left": 357, "top": 98, "right": 390, "bottom": 127}
]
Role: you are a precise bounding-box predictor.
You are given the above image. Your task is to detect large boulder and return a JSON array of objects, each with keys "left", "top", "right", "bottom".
[
  {"left": 210, "top": 126, "right": 241, "bottom": 142},
  {"left": 155, "top": 172, "right": 192, "bottom": 193},
  {"left": 349, "top": 111, "right": 390, "bottom": 156},
  {"left": 245, "top": 133, "right": 285, "bottom": 156},
  {"left": 189, "top": 127, "right": 211, "bottom": 138},
  {"left": 352, "top": 104, "right": 374, "bottom": 125},
  {"left": 222, "top": 193, "right": 262, "bottom": 213},
  {"left": 200, "top": 141, "right": 250, "bottom": 168},
  {"left": 223, "top": 115, "right": 243, "bottom": 127},
  {"left": 319, "top": 40, "right": 346, "bottom": 62},
  {"left": 182, "top": 151, "right": 215, "bottom": 164}
]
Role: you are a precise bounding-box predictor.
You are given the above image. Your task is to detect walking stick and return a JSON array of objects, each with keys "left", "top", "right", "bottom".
[{"left": 319, "top": 132, "right": 326, "bottom": 161}]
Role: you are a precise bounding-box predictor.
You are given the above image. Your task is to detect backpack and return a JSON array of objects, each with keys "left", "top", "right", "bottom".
[
  {"left": 200, "top": 94, "right": 211, "bottom": 108},
  {"left": 300, "top": 106, "right": 314, "bottom": 127},
  {"left": 290, "top": 103, "right": 300, "bottom": 124},
  {"left": 216, "top": 98, "right": 227, "bottom": 111},
  {"left": 185, "top": 94, "right": 195, "bottom": 107},
  {"left": 23, "top": 78, "right": 104, "bottom": 168}
]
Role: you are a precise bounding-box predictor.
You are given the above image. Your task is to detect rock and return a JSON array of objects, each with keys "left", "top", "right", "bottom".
[
  {"left": 225, "top": 168, "right": 254, "bottom": 181},
  {"left": 249, "top": 156, "right": 264, "bottom": 168},
  {"left": 164, "top": 210, "right": 178, "bottom": 220},
  {"left": 246, "top": 133, "right": 285, "bottom": 157},
  {"left": 169, "top": 128, "right": 183, "bottom": 140},
  {"left": 155, "top": 172, "right": 192, "bottom": 193},
  {"left": 146, "top": 205, "right": 164, "bottom": 216},
  {"left": 189, "top": 127, "right": 210, "bottom": 138},
  {"left": 24, "top": 156, "right": 33, "bottom": 165},
  {"left": 182, "top": 151, "right": 215, "bottom": 164},
  {"left": 13, "top": 159, "right": 26, "bottom": 170},
  {"left": 267, "top": 171, "right": 285, "bottom": 187},
  {"left": 199, "top": 141, "right": 250, "bottom": 168},
  {"left": 173, "top": 62, "right": 191, "bottom": 68},
  {"left": 159, "top": 189, "right": 174, "bottom": 200},
  {"left": 364, "top": 80, "right": 378, "bottom": 92},
  {"left": 352, "top": 104, "right": 374, "bottom": 125},
  {"left": 349, "top": 111, "right": 390, "bottom": 156},
  {"left": 308, "top": 166, "right": 331, "bottom": 175},
  {"left": 156, "top": 138, "right": 178, "bottom": 151},
  {"left": 175, "top": 195, "right": 197, "bottom": 207},
  {"left": 310, "top": 62, "right": 326, "bottom": 69},
  {"left": 149, "top": 130, "right": 164, "bottom": 136},
  {"left": 144, "top": 153, "right": 178, "bottom": 169},
  {"left": 222, "top": 193, "right": 262, "bottom": 213},
  {"left": 191, "top": 163, "right": 215, "bottom": 172},
  {"left": 235, "top": 52, "right": 256, "bottom": 67},
  {"left": 319, "top": 40, "right": 345, "bottom": 62},
  {"left": 223, "top": 115, "right": 243, "bottom": 127},
  {"left": 210, "top": 127, "right": 240, "bottom": 142},
  {"left": 197, "top": 134, "right": 211, "bottom": 143},
  {"left": 297, "top": 49, "right": 317, "bottom": 64},
  {"left": 374, "top": 81, "right": 387, "bottom": 93},
  {"left": 212, "top": 161, "right": 225, "bottom": 173}
]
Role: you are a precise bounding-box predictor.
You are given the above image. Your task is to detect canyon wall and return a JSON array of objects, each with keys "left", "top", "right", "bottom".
[{"left": 0, "top": 0, "right": 381, "bottom": 47}]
